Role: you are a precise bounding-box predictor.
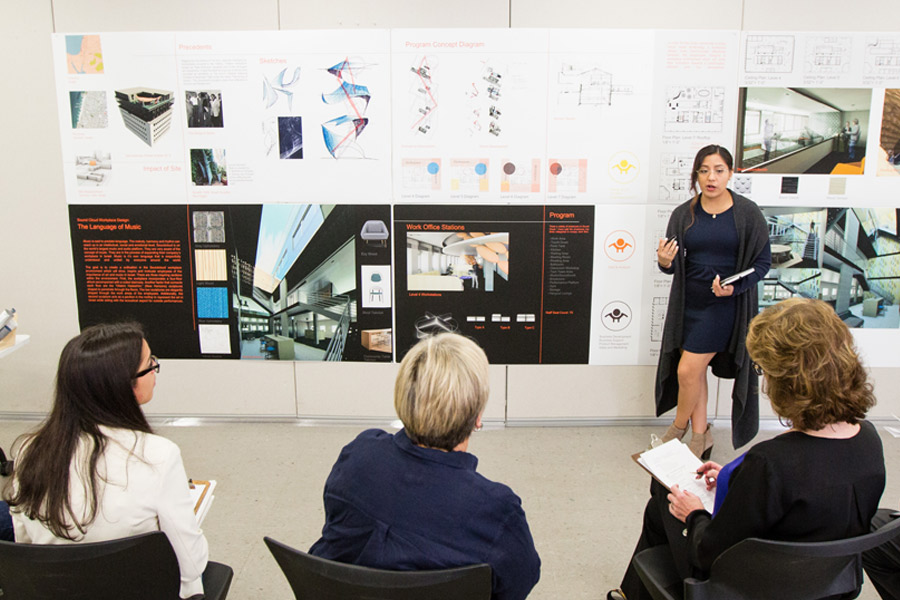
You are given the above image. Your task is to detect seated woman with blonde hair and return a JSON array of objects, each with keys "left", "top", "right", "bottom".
[
  {"left": 5, "top": 323, "right": 208, "bottom": 599},
  {"left": 310, "top": 333, "right": 541, "bottom": 600},
  {"left": 610, "top": 298, "right": 885, "bottom": 600}
]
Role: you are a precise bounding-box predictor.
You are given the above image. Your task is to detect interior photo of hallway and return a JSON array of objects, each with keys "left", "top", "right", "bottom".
[{"left": 737, "top": 88, "right": 872, "bottom": 175}]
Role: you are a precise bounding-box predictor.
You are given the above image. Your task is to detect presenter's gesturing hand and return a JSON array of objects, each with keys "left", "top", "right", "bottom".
[
  {"left": 657, "top": 237, "right": 678, "bottom": 269},
  {"left": 711, "top": 275, "right": 734, "bottom": 298}
]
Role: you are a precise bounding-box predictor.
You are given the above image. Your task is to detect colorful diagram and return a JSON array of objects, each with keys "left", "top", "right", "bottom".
[{"left": 321, "top": 57, "right": 372, "bottom": 158}]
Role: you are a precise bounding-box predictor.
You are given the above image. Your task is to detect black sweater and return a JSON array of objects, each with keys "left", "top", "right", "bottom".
[{"left": 685, "top": 420, "right": 885, "bottom": 572}]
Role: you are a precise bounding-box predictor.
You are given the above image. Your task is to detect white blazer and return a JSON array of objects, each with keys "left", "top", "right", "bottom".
[{"left": 13, "top": 426, "right": 209, "bottom": 598}]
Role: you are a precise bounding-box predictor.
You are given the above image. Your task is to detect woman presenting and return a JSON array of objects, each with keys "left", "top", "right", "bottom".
[
  {"left": 655, "top": 145, "right": 770, "bottom": 458},
  {"left": 5, "top": 323, "right": 209, "bottom": 599}
]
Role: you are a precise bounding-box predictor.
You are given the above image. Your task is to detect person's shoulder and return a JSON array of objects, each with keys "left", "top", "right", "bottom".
[
  {"left": 469, "top": 471, "right": 526, "bottom": 512},
  {"left": 348, "top": 428, "right": 391, "bottom": 445},
  {"left": 103, "top": 426, "right": 181, "bottom": 462},
  {"left": 666, "top": 198, "right": 694, "bottom": 224},
  {"left": 855, "top": 420, "right": 883, "bottom": 448},
  {"left": 338, "top": 428, "right": 392, "bottom": 456},
  {"left": 671, "top": 198, "right": 694, "bottom": 214},
  {"left": 743, "top": 432, "right": 804, "bottom": 467},
  {"left": 730, "top": 192, "right": 758, "bottom": 208}
]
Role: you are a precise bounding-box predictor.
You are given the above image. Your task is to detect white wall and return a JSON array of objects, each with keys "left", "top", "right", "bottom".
[{"left": 1, "top": 0, "right": 897, "bottom": 427}]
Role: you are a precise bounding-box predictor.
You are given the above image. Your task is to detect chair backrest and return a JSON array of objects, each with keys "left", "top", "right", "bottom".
[
  {"left": 684, "top": 516, "right": 900, "bottom": 600},
  {"left": 263, "top": 536, "right": 493, "bottom": 600},
  {"left": 0, "top": 531, "right": 182, "bottom": 600}
]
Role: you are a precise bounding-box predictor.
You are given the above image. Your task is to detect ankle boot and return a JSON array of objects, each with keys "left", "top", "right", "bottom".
[
  {"left": 660, "top": 422, "right": 687, "bottom": 444},
  {"left": 688, "top": 425, "right": 714, "bottom": 460}
]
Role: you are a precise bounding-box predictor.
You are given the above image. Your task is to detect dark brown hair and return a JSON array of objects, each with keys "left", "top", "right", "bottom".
[
  {"left": 5, "top": 323, "right": 153, "bottom": 540},
  {"left": 746, "top": 298, "right": 874, "bottom": 431},
  {"left": 686, "top": 145, "right": 734, "bottom": 231}
]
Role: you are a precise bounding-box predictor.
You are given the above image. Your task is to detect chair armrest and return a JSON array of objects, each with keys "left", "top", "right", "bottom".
[{"left": 632, "top": 546, "right": 683, "bottom": 600}]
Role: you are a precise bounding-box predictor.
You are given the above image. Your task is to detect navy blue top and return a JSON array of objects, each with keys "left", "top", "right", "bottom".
[
  {"left": 310, "top": 429, "right": 541, "bottom": 600},
  {"left": 682, "top": 203, "right": 741, "bottom": 352}
]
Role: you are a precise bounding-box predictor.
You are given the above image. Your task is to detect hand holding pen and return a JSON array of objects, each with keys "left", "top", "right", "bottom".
[{"left": 695, "top": 461, "right": 723, "bottom": 491}]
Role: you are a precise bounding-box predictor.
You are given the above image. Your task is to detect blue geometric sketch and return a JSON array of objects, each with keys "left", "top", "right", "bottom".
[{"left": 321, "top": 57, "right": 372, "bottom": 158}]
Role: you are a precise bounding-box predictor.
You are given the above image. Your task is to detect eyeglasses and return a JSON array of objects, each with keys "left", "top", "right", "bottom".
[
  {"left": 134, "top": 356, "right": 160, "bottom": 379},
  {"left": 751, "top": 360, "right": 763, "bottom": 377},
  {"left": 696, "top": 168, "right": 730, "bottom": 177}
]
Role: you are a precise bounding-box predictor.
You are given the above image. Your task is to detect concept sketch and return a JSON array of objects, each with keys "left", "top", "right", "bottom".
[
  {"left": 321, "top": 57, "right": 372, "bottom": 158},
  {"left": 465, "top": 62, "right": 504, "bottom": 138},
  {"left": 263, "top": 66, "right": 301, "bottom": 111},
  {"left": 408, "top": 56, "right": 438, "bottom": 137}
]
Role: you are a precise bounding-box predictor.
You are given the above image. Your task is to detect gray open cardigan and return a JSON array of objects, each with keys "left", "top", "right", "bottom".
[{"left": 654, "top": 192, "right": 771, "bottom": 449}]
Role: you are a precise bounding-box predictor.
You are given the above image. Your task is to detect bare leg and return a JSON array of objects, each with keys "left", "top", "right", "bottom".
[{"left": 674, "top": 351, "right": 715, "bottom": 433}]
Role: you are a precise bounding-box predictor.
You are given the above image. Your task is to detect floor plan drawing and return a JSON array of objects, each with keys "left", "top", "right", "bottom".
[
  {"left": 745, "top": 35, "right": 794, "bottom": 73},
  {"left": 865, "top": 36, "right": 900, "bottom": 77},
  {"left": 658, "top": 153, "right": 694, "bottom": 202},
  {"left": 664, "top": 86, "right": 725, "bottom": 132},
  {"left": 804, "top": 36, "right": 852, "bottom": 75},
  {"left": 650, "top": 296, "right": 668, "bottom": 342}
]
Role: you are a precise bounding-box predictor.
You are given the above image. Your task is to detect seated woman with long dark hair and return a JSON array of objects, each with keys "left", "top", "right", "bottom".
[
  {"left": 609, "top": 298, "right": 886, "bottom": 599},
  {"left": 5, "top": 323, "right": 208, "bottom": 599}
]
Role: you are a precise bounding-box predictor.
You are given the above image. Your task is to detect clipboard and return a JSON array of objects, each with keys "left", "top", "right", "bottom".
[
  {"left": 188, "top": 479, "right": 216, "bottom": 524},
  {"left": 632, "top": 440, "right": 715, "bottom": 512}
]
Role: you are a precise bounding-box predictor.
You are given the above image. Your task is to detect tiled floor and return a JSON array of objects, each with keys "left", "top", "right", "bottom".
[{"left": 0, "top": 419, "right": 895, "bottom": 599}]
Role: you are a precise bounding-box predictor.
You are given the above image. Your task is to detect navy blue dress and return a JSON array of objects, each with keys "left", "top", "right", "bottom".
[{"left": 682, "top": 203, "right": 738, "bottom": 353}]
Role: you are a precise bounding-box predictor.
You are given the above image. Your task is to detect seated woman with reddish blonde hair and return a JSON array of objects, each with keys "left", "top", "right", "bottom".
[{"left": 610, "top": 298, "right": 885, "bottom": 600}]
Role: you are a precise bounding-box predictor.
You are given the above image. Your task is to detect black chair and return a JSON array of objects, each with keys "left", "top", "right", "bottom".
[
  {"left": 0, "top": 531, "right": 233, "bottom": 600},
  {"left": 633, "top": 514, "right": 900, "bottom": 600},
  {"left": 263, "top": 536, "right": 492, "bottom": 600}
]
